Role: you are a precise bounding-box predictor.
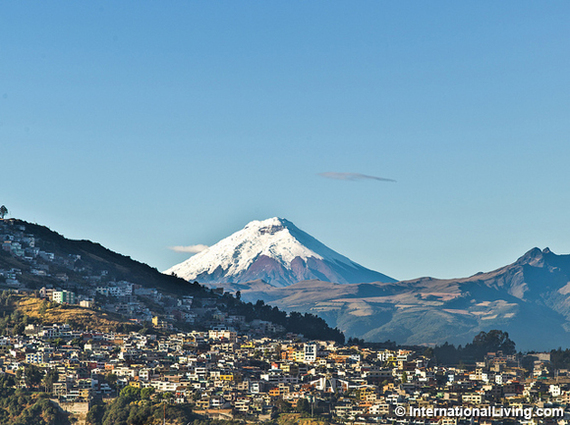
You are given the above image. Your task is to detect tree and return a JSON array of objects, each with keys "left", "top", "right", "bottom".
[
  {"left": 23, "top": 365, "right": 43, "bottom": 388},
  {"left": 104, "top": 373, "right": 118, "bottom": 391},
  {"left": 274, "top": 399, "right": 292, "bottom": 413},
  {"left": 43, "top": 369, "right": 59, "bottom": 393},
  {"left": 296, "top": 398, "right": 310, "bottom": 415},
  {"left": 347, "top": 337, "right": 365, "bottom": 346},
  {"left": 119, "top": 385, "right": 141, "bottom": 401},
  {"left": 471, "top": 330, "right": 516, "bottom": 355},
  {"left": 140, "top": 387, "right": 154, "bottom": 400},
  {"left": 0, "top": 205, "right": 7, "bottom": 219},
  {"left": 13, "top": 322, "right": 25, "bottom": 336},
  {"left": 433, "top": 330, "right": 517, "bottom": 365},
  {"left": 86, "top": 402, "right": 106, "bottom": 425}
]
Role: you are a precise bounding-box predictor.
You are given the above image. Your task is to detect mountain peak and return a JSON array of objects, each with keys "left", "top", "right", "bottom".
[
  {"left": 516, "top": 247, "right": 547, "bottom": 267},
  {"left": 165, "top": 218, "right": 396, "bottom": 287},
  {"left": 245, "top": 217, "right": 287, "bottom": 232}
]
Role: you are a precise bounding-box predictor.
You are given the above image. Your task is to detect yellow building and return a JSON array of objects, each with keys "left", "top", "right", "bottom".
[{"left": 360, "top": 387, "right": 376, "bottom": 400}]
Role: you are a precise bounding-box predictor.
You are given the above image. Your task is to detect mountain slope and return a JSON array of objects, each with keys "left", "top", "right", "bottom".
[
  {"left": 165, "top": 217, "right": 395, "bottom": 287},
  {"left": 219, "top": 247, "right": 570, "bottom": 350}
]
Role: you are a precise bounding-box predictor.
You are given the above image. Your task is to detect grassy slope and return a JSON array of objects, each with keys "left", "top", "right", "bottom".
[{"left": 17, "top": 296, "right": 129, "bottom": 332}]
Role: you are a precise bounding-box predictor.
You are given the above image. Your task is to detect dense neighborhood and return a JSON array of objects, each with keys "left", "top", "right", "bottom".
[{"left": 1, "top": 318, "right": 570, "bottom": 425}]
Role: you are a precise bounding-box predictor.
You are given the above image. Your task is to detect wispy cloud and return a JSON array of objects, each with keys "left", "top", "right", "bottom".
[
  {"left": 169, "top": 244, "right": 209, "bottom": 254},
  {"left": 318, "top": 172, "right": 396, "bottom": 183}
]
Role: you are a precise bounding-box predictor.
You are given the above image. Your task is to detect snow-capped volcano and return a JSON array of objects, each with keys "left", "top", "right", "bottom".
[{"left": 165, "top": 217, "right": 396, "bottom": 287}]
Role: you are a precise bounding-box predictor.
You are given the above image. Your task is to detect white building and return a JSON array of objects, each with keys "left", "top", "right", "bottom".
[{"left": 52, "top": 290, "right": 75, "bottom": 304}]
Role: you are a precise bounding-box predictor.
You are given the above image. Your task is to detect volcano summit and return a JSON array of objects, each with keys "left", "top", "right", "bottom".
[{"left": 165, "top": 218, "right": 395, "bottom": 287}]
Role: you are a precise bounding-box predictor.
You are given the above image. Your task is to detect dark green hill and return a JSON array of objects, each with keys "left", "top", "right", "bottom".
[{"left": 1, "top": 219, "right": 204, "bottom": 295}]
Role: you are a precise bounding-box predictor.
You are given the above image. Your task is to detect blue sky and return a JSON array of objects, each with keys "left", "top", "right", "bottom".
[{"left": 1, "top": 1, "right": 569, "bottom": 281}]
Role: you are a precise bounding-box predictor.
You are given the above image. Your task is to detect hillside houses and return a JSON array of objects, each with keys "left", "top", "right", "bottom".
[{"left": 1, "top": 319, "right": 569, "bottom": 424}]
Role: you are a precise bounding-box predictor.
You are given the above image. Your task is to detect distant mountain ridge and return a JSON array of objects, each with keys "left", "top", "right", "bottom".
[
  {"left": 214, "top": 247, "right": 570, "bottom": 350},
  {"left": 165, "top": 217, "right": 395, "bottom": 287}
]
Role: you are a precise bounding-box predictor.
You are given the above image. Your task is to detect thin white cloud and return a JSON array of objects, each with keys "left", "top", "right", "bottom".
[
  {"left": 169, "top": 244, "right": 209, "bottom": 254},
  {"left": 318, "top": 172, "right": 396, "bottom": 183}
]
